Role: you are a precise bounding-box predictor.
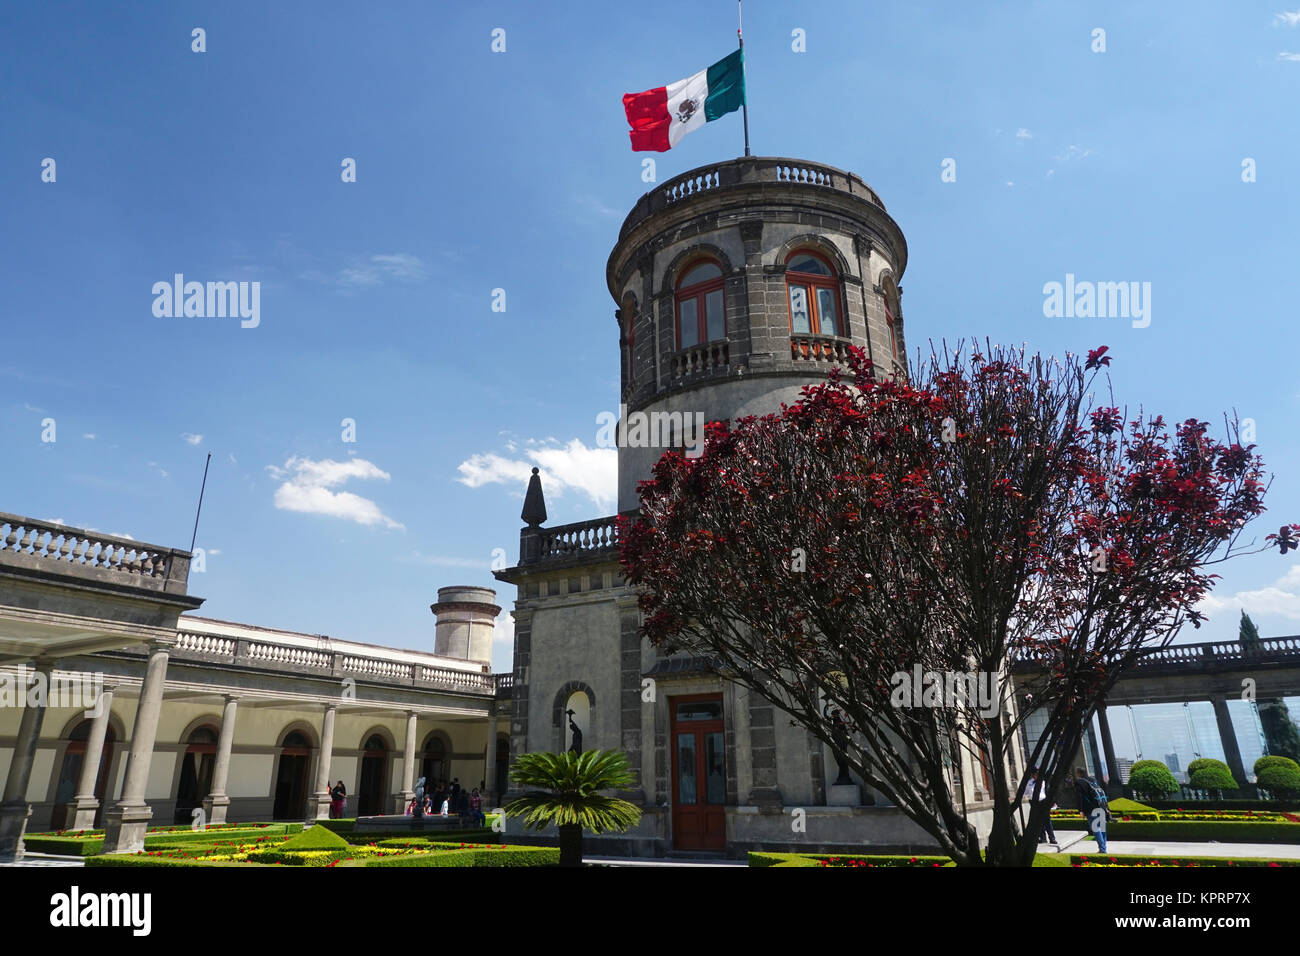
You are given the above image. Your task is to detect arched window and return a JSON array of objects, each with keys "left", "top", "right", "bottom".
[
  {"left": 881, "top": 278, "right": 901, "bottom": 362},
  {"left": 785, "top": 251, "right": 841, "bottom": 337},
  {"left": 675, "top": 259, "right": 725, "bottom": 349},
  {"left": 174, "top": 725, "right": 219, "bottom": 824}
]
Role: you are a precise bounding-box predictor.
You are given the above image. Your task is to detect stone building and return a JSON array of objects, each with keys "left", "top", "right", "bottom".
[
  {"left": 1, "top": 155, "right": 1027, "bottom": 862},
  {"left": 0, "top": 520, "right": 509, "bottom": 861},
  {"left": 494, "top": 156, "right": 1022, "bottom": 856}
]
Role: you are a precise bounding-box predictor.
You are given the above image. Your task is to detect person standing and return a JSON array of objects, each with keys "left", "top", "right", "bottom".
[
  {"left": 1026, "top": 767, "right": 1058, "bottom": 849},
  {"left": 1073, "top": 767, "right": 1110, "bottom": 853}
]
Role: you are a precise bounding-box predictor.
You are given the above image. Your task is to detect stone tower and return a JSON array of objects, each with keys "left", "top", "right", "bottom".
[
  {"left": 607, "top": 156, "right": 908, "bottom": 511},
  {"left": 497, "top": 157, "right": 927, "bottom": 856},
  {"left": 430, "top": 586, "right": 499, "bottom": 667}
]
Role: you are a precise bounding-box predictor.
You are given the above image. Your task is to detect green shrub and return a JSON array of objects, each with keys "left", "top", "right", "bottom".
[
  {"left": 1107, "top": 797, "right": 1154, "bottom": 813},
  {"left": 1187, "top": 758, "right": 1238, "bottom": 791},
  {"left": 1255, "top": 755, "right": 1300, "bottom": 776},
  {"left": 1257, "top": 764, "right": 1300, "bottom": 798},
  {"left": 1128, "top": 760, "right": 1180, "bottom": 797},
  {"left": 339, "top": 827, "right": 496, "bottom": 845},
  {"left": 281, "top": 825, "right": 351, "bottom": 851}
]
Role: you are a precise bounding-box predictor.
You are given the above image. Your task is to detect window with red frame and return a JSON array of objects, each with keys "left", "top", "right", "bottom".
[
  {"left": 675, "top": 260, "right": 725, "bottom": 349},
  {"left": 785, "top": 251, "right": 841, "bottom": 336}
]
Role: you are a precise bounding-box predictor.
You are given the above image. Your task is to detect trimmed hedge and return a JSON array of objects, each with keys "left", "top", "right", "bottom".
[
  {"left": 86, "top": 854, "right": 260, "bottom": 868},
  {"left": 748, "top": 851, "right": 954, "bottom": 868},
  {"left": 366, "top": 846, "right": 558, "bottom": 867},
  {"left": 24, "top": 824, "right": 301, "bottom": 857},
  {"left": 1257, "top": 765, "right": 1300, "bottom": 798},
  {"left": 1051, "top": 819, "right": 1300, "bottom": 842},
  {"left": 337, "top": 827, "right": 497, "bottom": 845}
]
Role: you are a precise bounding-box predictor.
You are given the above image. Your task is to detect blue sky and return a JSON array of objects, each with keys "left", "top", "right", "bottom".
[{"left": 3, "top": 1, "right": 1299, "bottom": 674}]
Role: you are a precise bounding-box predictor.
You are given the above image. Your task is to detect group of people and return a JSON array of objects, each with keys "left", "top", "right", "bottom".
[
  {"left": 406, "top": 777, "right": 487, "bottom": 826},
  {"left": 1025, "top": 765, "right": 1113, "bottom": 852}
]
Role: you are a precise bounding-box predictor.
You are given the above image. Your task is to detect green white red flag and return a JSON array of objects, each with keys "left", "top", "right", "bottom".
[{"left": 622, "top": 49, "right": 746, "bottom": 152}]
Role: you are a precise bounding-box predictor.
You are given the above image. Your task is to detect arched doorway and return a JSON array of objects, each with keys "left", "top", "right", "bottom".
[
  {"left": 174, "top": 726, "right": 218, "bottom": 824},
  {"left": 50, "top": 720, "right": 116, "bottom": 830},
  {"left": 273, "top": 730, "right": 312, "bottom": 820},
  {"left": 495, "top": 734, "right": 509, "bottom": 802},
  {"left": 356, "top": 734, "right": 389, "bottom": 817},
  {"left": 420, "top": 733, "right": 447, "bottom": 790}
]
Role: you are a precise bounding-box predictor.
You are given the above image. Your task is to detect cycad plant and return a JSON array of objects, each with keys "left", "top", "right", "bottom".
[{"left": 503, "top": 749, "right": 642, "bottom": 866}]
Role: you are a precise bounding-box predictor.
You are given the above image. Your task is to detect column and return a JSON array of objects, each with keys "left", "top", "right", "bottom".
[
  {"left": 0, "top": 660, "right": 54, "bottom": 861},
  {"left": 103, "top": 640, "right": 171, "bottom": 853},
  {"left": 1211, "top": 696, "right": 1248, "bottom": 791},
  {"left": 485, "top": 708, "right": 499, "bottom": 804},
  {"left": 202, "top": 695, "right": 239, "bottom": 826},
  {"left": 394, "top": 710, "right": 417, "bottom": 813},
  {"left": 1095, "top": 703, "right": 1122, "bottom": 795},
  {"left": 71, "top": 685, "right": 115, "bottom": 830},
  {"left": 311, "top": 704, "right": 337, "bottom": 820}
]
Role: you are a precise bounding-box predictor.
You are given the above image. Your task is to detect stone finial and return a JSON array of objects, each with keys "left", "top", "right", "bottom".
[{"left": 521, "top": 467, "right": 547, "bottom": 527}]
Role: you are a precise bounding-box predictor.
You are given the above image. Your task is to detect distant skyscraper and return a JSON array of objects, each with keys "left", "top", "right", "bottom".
[
  {"left": 1116, "top": 758, "right": 1134, "bottom": 783},
  {"left": 1165, "top": 752, "right": 1180, "bottom": 772}
]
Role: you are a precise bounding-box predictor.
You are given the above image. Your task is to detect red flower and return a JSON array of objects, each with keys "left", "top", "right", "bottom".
[{"left": 1085, "top": 346, "right": 1112, "bottom": 370}]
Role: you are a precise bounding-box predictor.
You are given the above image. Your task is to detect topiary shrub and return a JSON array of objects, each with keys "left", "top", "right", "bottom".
[
  {"left": 1257, "top": 764, "right": 1300, "bottom": 798},
  {"left": 280, "top": 825, "right": 351, "bottom": 851},
  {"left": 1188, "top": 758, "right": 1238, "bottom": 792},
  {"left": 1128, "top": 760, "right": 1180, "bottom": 798},
  {"left": 1255, "top": 755, "right": 1300, "bottom": 776}
]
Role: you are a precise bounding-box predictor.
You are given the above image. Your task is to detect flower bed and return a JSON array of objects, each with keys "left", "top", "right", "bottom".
[
  {"left": 1070, "top": 854, "right": 1300, "bottom": 868},
  {"left": 84, "top": 833, "right": 557, "bottom": 868},
  {"left": 23, "top": 823, "right": 302, "bottom": 856}
]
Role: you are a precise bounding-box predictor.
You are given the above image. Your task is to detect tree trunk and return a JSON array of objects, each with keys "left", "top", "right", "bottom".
[{"left": 558, "top": 824, "right": 583, "bottom": 867}]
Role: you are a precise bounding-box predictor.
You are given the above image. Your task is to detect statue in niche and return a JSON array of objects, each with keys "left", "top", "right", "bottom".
[
  {"left": 566, "top": 708, "right": 583, "bottom": 754},
  {"left": 823, "top": 703, "right": 853, "bottom": 785}
]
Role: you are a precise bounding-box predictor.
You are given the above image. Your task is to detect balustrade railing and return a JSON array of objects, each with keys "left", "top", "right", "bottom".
[
  {"left": 621, "top": 156, "right": 884, "bottom": 238},
  {"left": 671, "top": 341, "right": 729, "bottom": 379},
  {"left": 538, "top": 516, "right": 620, "bottom": 559},
  {"left": 1013, "top": 636, "right": 1300, "bottom": 672},
  {"left": 790, "top": 335, "right": 851, "bottom": 364},
  {"left": 0, "top": 513, "right": 174, "bottom": 581}
]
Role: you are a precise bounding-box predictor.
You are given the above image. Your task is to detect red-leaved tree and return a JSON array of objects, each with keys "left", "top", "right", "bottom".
[{"left": 620, "top": 342, "right": 1280, "bottom": 866}]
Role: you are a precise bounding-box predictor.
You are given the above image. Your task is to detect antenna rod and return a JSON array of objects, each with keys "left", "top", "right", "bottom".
[
  {"left": 189, "top": 452, "right": 211, "bottom": 553},
  {"left": 739, "top": 0, "right": 750, "bottom": 157}
]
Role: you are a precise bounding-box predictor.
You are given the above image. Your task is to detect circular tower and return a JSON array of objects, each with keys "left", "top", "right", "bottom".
[
  {"left": 607, "top": 156, "right": 908, "bottom": 513},
  {"left": 429, "top": 585, "right": 500, "bottom": 665}
]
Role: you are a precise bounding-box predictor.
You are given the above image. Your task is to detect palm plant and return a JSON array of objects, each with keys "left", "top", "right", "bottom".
[{"left": 503, "top": 749, "right": 642, "bottom": 866}]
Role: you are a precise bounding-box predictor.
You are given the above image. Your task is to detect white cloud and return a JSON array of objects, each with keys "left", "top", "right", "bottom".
[
  {"left": 181, "top": 433, "right": 203, "bottom": 446},
  {"left": 1053, "top": 145, "right": 1094, "bottom": 162},
  {"left": 147, "top": 461, "right": 170, "bottom": 479},
  {"left": 1275, "top": 11, "right": 1300, "bottom": 27},
  {"left": 82, "top": 433, "right": 95, "bottom": 440},
  {"left": 1278, "top": 51, "right": 1300, "bottom": 60},
  {"left": 265, "top": 456, "right": 404, "bottom": 529},
  {"left": 1199, "top": 565, "right": 1300, "bottom": 620},
  {"left": 495, "top": 612, "right": 515, "bottom": 647},
  {"left": 337, "top": 253, "right": 430, "bottom": 287},
  {"left": 43, "top": 518, "right": 65, "bottom": 526},
  {"left": 1016, "top": 128, "right": 1033, "bottom": 139},
  {"left": 457, "top": 438, "right": 617, "bottom": 512},
  {"left": 405, "top": 550, "right": 492, "bottom": 570}
]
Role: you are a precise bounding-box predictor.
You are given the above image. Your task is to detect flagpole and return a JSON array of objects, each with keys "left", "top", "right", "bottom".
[{"left": 738, "top": 0, "right": 750, "bottom": 156}]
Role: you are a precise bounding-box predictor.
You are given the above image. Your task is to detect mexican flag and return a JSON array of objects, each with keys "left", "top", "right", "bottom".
[{"left": 622, "top": 49, "right": 745, "bottom": 152}]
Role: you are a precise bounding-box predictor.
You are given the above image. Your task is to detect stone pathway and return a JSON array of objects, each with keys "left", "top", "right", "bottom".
[
  {"left": 0, "top": 853, "right": 85, "bottom": 867},
  {"left": 1083, "top": 840, "right": 1300, "bottom": 860},
  {"left": 585, "top": 855, "right": 746, "bottom": 867}
]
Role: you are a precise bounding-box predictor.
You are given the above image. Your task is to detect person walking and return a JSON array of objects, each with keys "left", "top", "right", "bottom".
[{"left": 1073, "top": 767, "right": 1110, "bottom": 853}]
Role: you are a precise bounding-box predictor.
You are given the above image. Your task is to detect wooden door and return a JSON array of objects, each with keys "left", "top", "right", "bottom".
[{"left": 670, "top": 694, "right": 726, "bottom": 851}]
